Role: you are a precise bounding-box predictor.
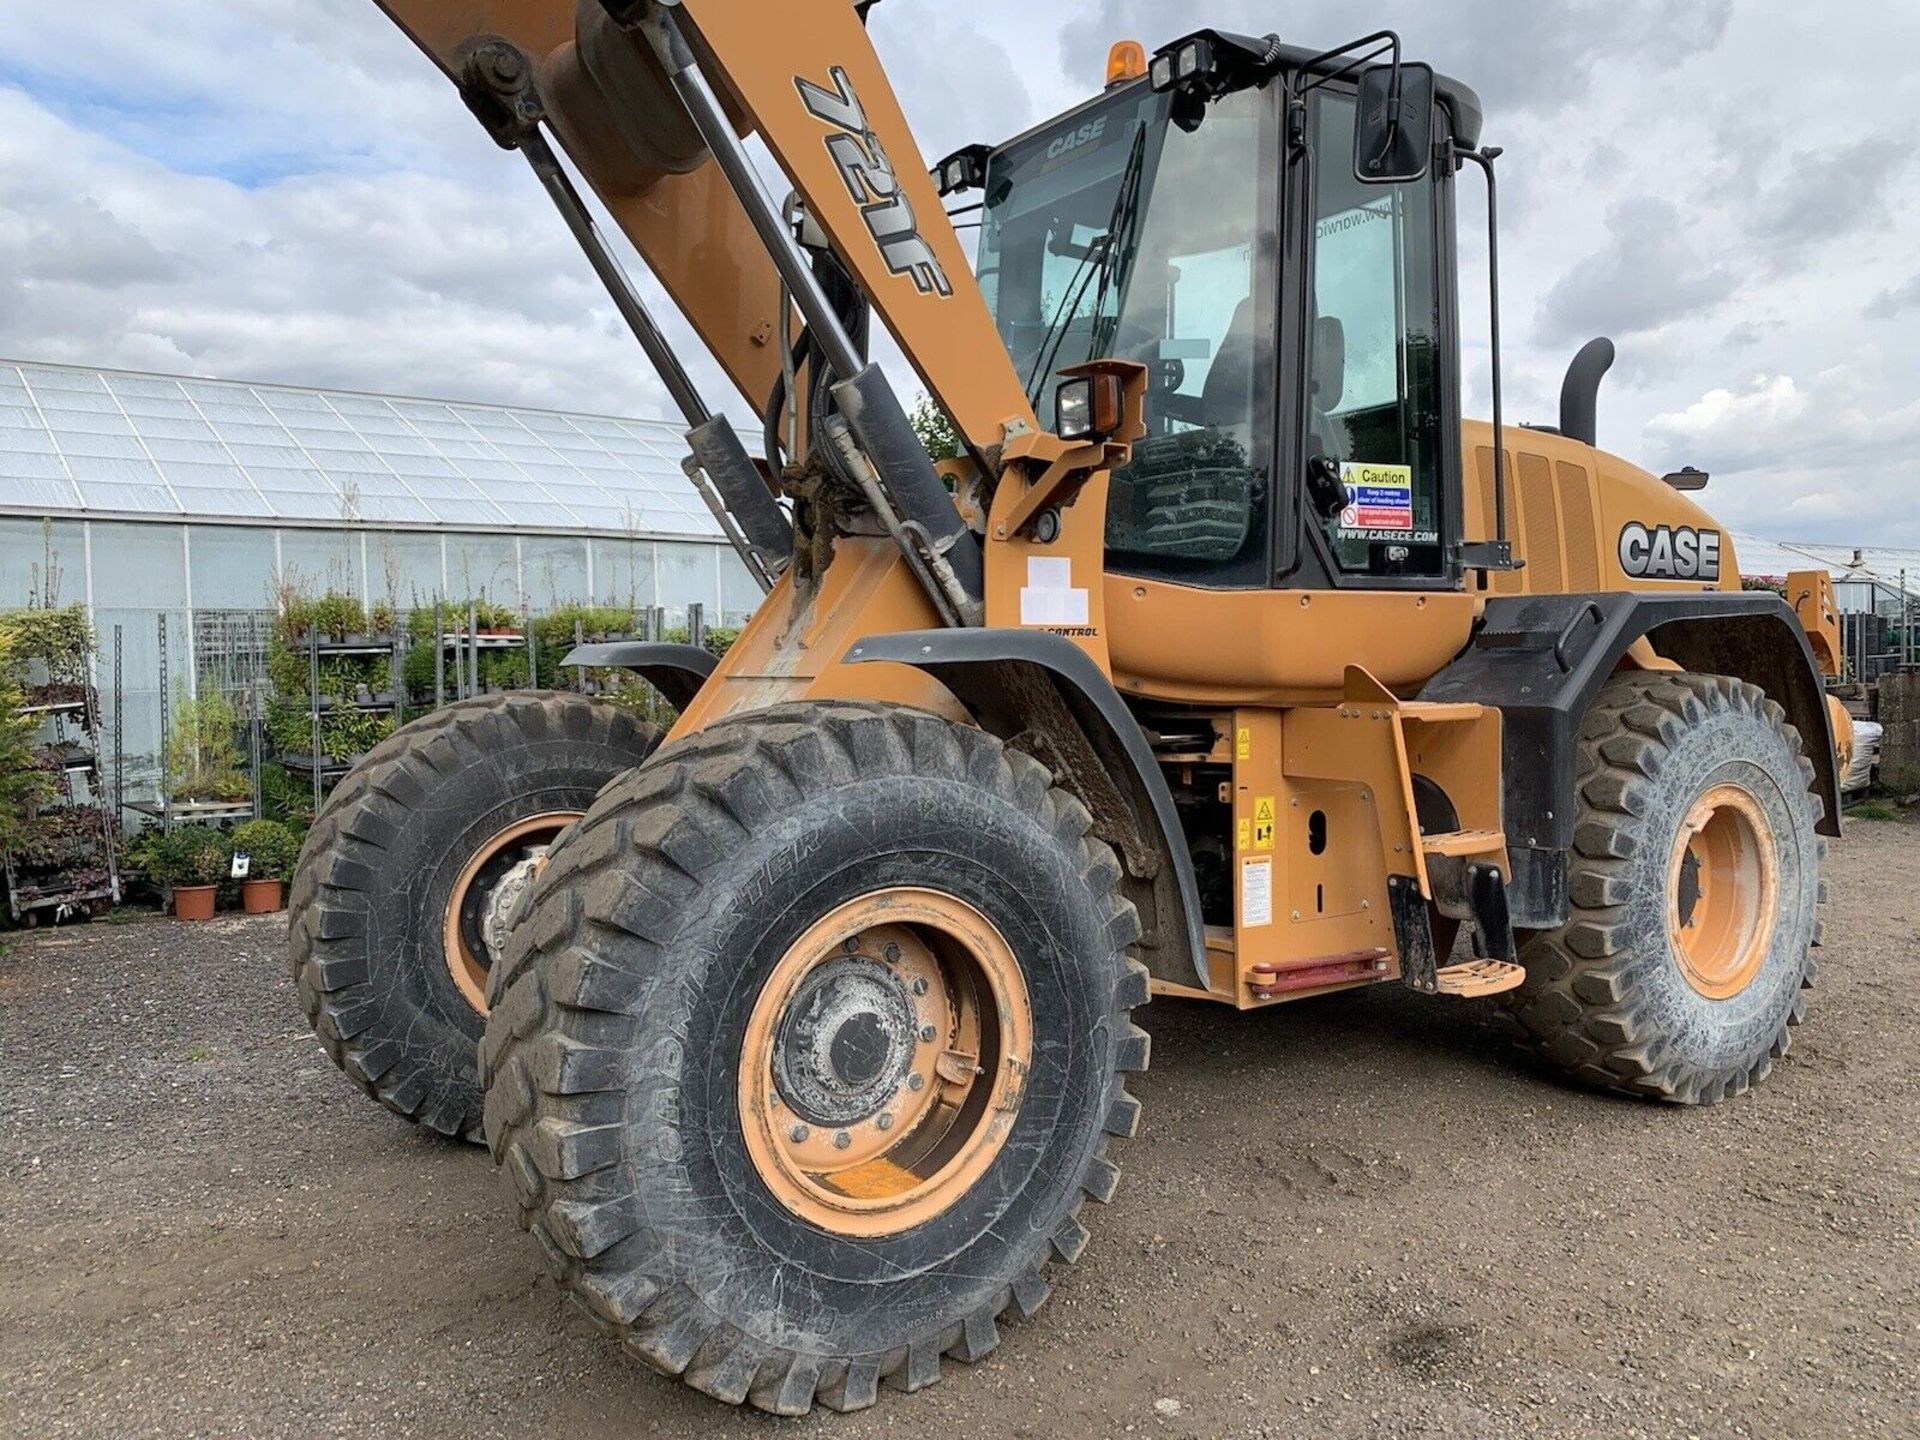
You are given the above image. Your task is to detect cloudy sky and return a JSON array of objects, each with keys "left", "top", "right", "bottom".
[{"left": 4, "top": 1, "right": 1918, "bottom": 544}]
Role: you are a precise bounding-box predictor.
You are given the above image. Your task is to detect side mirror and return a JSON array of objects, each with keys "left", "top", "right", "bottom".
[
  {"left": 1353, "top": 62, "right": 1435, "bottom": 184},
  {"left": 1311, "top": 315, "right": 1345, "bottom": 412}
]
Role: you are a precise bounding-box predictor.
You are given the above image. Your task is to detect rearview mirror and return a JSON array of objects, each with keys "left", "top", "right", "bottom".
[{"left": 1353, "top": 62, "right": 1435, "bottom": 184}]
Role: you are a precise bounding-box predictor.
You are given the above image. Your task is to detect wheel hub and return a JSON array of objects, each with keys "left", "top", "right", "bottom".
[
  {"left": 482, "top": 851, "right": 546, "bottom": 965},
  {"left": 1667, "top": 782, "right": 1779, "bottom": 1001},
  {"left": 773, "top": 956, "right": 918, "bottom": 1126},
  {"left": 738, "top": 890, "right": 1032, "bottom": 1238},
  {"left": 442, "top": 811, "right": 580, "bottom": 1014}
]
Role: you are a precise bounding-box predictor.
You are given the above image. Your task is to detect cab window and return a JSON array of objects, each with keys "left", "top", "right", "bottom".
[{"left": 1307, "top": 91, "right": 1446, "bottom": 578}]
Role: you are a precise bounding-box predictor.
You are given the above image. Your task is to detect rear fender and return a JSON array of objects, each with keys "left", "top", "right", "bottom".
[{"left": 1420, "top": 592, "right": 1840, "bottom": 929}]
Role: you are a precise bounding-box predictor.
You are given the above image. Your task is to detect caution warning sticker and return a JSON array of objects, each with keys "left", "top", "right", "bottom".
[
  {"left": 1252, "top": 795, "right": 1276, "bottom": 851},
  {"left": 1338, "top": 461, "right": 1414, "bottom": 533}
]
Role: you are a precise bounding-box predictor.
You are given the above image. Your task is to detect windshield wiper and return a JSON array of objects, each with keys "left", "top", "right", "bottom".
[{"left": 1023, "top": 124, "right": 1150, "bottom": 407}]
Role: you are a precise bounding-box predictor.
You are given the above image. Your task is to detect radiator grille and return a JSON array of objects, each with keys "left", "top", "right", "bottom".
[
  {"left": 1518, "top": 452, "right": 1562, "bottom": 590},
  {"left": 1558, "top": 461, "right": 1602, "bottom": 591}
]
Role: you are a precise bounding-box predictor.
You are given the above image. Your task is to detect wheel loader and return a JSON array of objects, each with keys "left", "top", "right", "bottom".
[{"left": 289, "top": 0, "right": 1850, "bottom": 1415}]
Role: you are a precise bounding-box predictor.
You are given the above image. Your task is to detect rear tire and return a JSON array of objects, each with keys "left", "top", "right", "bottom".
[
  {"left": 1503, "top": 672, "right": 1823, "bottom": 1104},
  {"left": 290, "top": 691, "right": 660, "bottom": 1141},
  {"left": 480, "top": 701, "right": 1148, "bottom": 1414}
]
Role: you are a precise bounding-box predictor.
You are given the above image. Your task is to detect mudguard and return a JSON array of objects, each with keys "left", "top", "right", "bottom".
[
  {"left": 845, "top": 629, "right": 1209, "bottom": 991},
  {"left": 1420, "top": 591, "right": 1841, "bottom": 929},
  {"left": 562, "top": 641, "right": 716, "bottom": 709}
]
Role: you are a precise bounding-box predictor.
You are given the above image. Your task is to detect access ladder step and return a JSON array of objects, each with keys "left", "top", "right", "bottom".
[
  {"left": 1432, "top": 959, "right": 1526, "bottom": 998},
  {"left": 1419, "top": 828, "right": 1506, "bottom": 860}
]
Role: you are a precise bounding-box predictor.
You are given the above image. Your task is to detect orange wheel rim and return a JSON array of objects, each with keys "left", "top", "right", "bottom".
[
  {"left": 1667, "top": 783, "right": 1778, "bottom": 1000},
  {"left": 441, "top": 811, "right": 579, "bottom": 1014},
  {"left": 738, "top": 888, "right": 1032, "bottom": 1238}
]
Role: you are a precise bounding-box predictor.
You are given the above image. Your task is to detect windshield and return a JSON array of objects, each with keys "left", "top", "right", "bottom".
[{"left": 978, "top": 85, "right": 1271, "bottom": 584}]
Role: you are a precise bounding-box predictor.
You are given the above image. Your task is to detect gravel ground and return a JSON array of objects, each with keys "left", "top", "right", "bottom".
[{"left": 2, "top": 820, "right": 1916, "bottom": 1439}]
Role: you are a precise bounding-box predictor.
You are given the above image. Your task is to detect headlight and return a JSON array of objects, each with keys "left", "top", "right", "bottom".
[
  {"left": 1177, "top": 40, "right": 1204, "bottom": 78},
  {"left": 1149, "top": 53, "right": 1175, "bottom": 92},
  {"left": 1055, "top": 378, "right": 1094, "bottom": 442},
  {"left": 1052, "top": 372, "right": 1125, "bottom": 443}
]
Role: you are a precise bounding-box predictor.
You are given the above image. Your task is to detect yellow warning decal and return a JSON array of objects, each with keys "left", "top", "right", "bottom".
[
  {"left": 1236, "top": 727, "right": 1251, "bottom": 760},
  {"left": 1236, "top": 818, "right": 1251, "bottom": 851},
  {"left": 1253, "top": 795, "right": 1276, "bottom": 851}
]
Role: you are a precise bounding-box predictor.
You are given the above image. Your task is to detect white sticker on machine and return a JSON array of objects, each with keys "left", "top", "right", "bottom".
[
  {"left": 1019, "top": 556, "right": 1089, "bottom": 627},
  {"left": 1241, "top": 858, "right": 1273, "bottom": 928}
]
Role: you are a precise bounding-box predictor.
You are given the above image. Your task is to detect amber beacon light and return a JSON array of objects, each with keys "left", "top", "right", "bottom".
[{"left": 1106, "top": 39, "right": 1147, "bottom": 86}]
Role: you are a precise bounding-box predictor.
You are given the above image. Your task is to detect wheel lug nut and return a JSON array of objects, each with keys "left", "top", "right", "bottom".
[
  {"left": 833, "top": 1130, "right": 851, "bottom": 1149},
  {"left": 789, "top": 1124, "right": 809, "bottom": 1142},
  {"left": 884, "top": 942, "right": 901, "bottom": 962},
  {"left": 919, "top": 1024, "right": 937, "bottom": 1042},
  {"left": 907, "top": 1073, "right": 925, "bottom": 1091},
  {"left": 842, "top": 937, "right": 860, "bottom": 953},
  {"left": 876, "top": 1113, "right": 894, "bottom": 1131},
  {"left": 911, "top": 976, "right": 929, "bottom": 995}
]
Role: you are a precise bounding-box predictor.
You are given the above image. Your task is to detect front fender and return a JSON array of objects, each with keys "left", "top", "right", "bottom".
[{"left": 845, "top": 629, "right": 1208, "bottom": 991}]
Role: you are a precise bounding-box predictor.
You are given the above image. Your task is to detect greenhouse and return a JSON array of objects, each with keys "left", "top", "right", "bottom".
[{"left": 0, "top": 358, "right": 761, "bottom": 831}]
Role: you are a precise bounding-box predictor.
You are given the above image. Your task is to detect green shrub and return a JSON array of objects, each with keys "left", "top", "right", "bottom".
[
  {"left": 259, "top": 762, "right": 315, "bottom": 829},
  {"left": 231, "top": 818, "right": 302, "bottom": 880},
  {"left": 142, "top": 825, "right": 232, "bottom": 888}
]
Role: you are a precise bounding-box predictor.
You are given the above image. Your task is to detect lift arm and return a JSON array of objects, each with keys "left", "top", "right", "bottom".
[{"left": 371, "top": 0, "right": 1039, "bottom": 458}]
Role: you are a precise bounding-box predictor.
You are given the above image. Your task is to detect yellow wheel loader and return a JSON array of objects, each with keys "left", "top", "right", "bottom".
[{"left": 290, "top": 0, "right": 1850, "bottom": 1414}]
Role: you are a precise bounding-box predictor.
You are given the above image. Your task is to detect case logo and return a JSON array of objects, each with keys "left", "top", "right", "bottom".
[
  {"left": 795, "top": 66, "right": 952, "bottom": 298},
  {"left": 1046, "top": 116, "right": 1107, "bottom": 159},
  {"left": 1619, "top": 522, "right": 1721, "bottom": 581}
]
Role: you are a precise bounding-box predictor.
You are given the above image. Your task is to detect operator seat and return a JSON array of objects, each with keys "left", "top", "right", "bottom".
[{"left": 1201, "top": 297, "right": 1256, "bottom": 434}]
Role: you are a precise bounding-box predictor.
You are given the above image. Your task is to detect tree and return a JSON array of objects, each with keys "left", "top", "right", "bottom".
[{"left": 908, "top": 393, "right": 963, "bottom": 462}]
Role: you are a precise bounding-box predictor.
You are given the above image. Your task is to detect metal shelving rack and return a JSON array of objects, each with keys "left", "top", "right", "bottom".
[
  {"left": 4, "top": 646, "right": 120, "bottom": 926},
  {"left": 283, "top": 628, "right": 407, "bottom": 813}
]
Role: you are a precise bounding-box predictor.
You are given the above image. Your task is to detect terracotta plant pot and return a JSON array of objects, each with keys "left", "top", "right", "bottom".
[
  {"left": 241, "top": 878, "right": 285, "bottom": 914},
  {"left": 173, "top": 884, "right": 218, "bottom": 921}
]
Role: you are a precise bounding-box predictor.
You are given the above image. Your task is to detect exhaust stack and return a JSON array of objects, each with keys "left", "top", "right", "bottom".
[{"left": 1559, "top": 336, "right": 1615, "bottom": 448}]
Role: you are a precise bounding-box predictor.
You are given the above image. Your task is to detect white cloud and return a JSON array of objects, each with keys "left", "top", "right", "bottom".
[{"left": 2, "top": 0, "right": 1918, "bottom": 549}]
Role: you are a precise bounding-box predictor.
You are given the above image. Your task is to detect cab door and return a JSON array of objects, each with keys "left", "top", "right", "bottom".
[{"left": 1284, "top": 87, "right": 1462, "bottom": 591}]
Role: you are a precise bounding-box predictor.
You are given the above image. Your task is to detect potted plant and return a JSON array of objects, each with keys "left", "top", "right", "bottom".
[
  {"left": 231, "top": 818, "right": 300, "bottom": 914},
  {"left": 166, "top": 687, "right": 249, "bottom": 804},
  {"left": 150, "top": 825, "right": 231, "bottom": 921}
]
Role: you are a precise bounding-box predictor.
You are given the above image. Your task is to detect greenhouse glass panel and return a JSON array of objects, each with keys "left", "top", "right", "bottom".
[
  {"left": 445, "top": 532, "right": 519, "bottom": 602},
  {"left": 0, "top": 516, "right": 84, "bottom": 607},
  {"left": 281, "top": 528, "right": 363, "bottom": 596},
  {"left": 75, "top": 479, "right": 180, "bottom": 513},
  {"left": 657, "top": 541, "right": 715, "bottom": 622},
  {"left": 187, "top": 525, "right": 281, "bottom": 608},
  {"left": 356, "top": 495, "right": 436, "bottom": 524},
  {"left": 49, "top": 421, "right": 141, "bottom": 450},
  {"left": 1, "top": 476, "right": 84, "bottom": 509},
  {"left": 255, "top": 489, "right": 340, "bottom": 521},
  {"left": 1, "top": 452, "right": 73, "bottom": 480},
  {"left": 39, "top": 389, "right": 122, "bottom": 415},
  {"left": 21, "top": 366, "right": 106, "bottom": 393},
  {"left": 171, "top": 483, "right": 271, "bottom": 518},
  {"left": 719, "top": 550, "right": 763, "bottom": 625},
  {"left": 366, "top": 531, "right": 446, "bottom": 610},
  {"left": 88, "top": 521, "right": 188, "bottom": 608},
  {"left": 591, "top": 537, "right": 655, "bottom": 609},
  {"left": 520, "top": 536, "right": 589, "bottom": 609}
]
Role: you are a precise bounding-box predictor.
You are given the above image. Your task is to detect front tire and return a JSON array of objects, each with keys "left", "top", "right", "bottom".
[
  {"left": 480, "top": 701, "right": 1148, "bottom": 1414},
  {"left": 290, "top": 691, "right": 660, "bottom": 1141},
  {"left": 1503, "top": 672, "right": 1823, "bottom": 1104}
]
